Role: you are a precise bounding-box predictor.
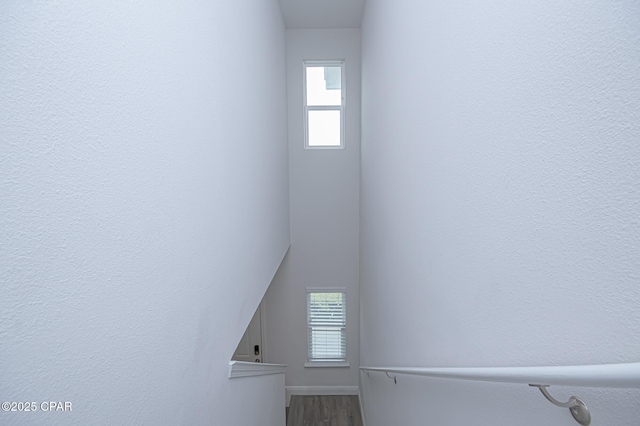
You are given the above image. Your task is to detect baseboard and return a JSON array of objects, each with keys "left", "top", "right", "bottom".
[
  {"left": 357, "top": 387, "right": 366, "bottom": 426},
  {"left": 285, "top": 386, "right": 359, "bottom": 407}
]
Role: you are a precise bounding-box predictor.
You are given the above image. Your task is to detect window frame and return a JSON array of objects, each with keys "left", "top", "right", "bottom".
[
  {"left": 303, "top": 60, "right": 346, "bottom": 150},
  {"left": 305, "top": 287, "right": 349, "bottom": 368}
]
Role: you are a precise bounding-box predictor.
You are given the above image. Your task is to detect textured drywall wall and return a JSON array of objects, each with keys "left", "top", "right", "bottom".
[
  {"left": 264, "top": 29, "right": 361, "bottom": 387},
  {"left": 359, "top": 0, "right": 640, "bottom": 425},
  {"left": 0, "top": 1, "right": 288, "bottom": 424},
  {"left": 224, "top": 373, "right": 287, "bottom": 426}
]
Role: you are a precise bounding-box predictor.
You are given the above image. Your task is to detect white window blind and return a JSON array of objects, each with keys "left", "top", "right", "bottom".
[{"left": 307, "top": 291, "right": 346, "bottom": 362}]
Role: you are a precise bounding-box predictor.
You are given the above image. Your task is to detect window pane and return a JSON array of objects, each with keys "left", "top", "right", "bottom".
[
  {"left": 308, "top": 110, "right": 341, "bottom": 147},
  {"left": 306, "top": 66, "right": 342, "bottom": 106},
  {"left": 307, "top": 291, "right": 346, "bottom": 362},
  {"left": 309, "top": 327, "right": 345, "bottom": 359}
]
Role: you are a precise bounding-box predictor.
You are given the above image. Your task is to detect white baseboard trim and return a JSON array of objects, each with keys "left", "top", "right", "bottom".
[
  {"left": 357, "top": 388, "right": 366, "bottom": 426},
  {"left": 285, "top": 386, "right": 359, "bottom": 407}
]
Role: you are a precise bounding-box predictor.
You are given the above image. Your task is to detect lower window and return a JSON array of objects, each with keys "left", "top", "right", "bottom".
[{"left": 307, "top": 290, "right": 346, "bottom": 363}]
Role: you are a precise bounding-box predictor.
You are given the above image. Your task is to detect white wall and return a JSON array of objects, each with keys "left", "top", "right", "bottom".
[
  {"left": 278, "top": 0, "right": 366, "bottom": 29},
  {"left": 264, "top": 29, "right": 361, "bottom": 388},
  {"left": 0, "top": 1, "right": 288, "bottom": 424},
  {"left": 226, "top": 373, "right": 287, "bottom": 426},
  {"left": 360, "top": 1, "right": 640, "bottom": 425}
]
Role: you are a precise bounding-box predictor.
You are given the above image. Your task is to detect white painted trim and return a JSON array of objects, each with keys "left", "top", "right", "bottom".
[
  {"left": 259, "top": 299, "right": 267, "bottom": 362},
  {"left": 285, "top": 386, "right": 358, "bottom": 407},
  {"left": 228, "top": 361, "right": 287, "bottom": 379},
  {"left": 306, "top": 287, "right": 347, "bottom": 293},
  {"left": 304, "top": 361, "right": 350, "bottom": 368},
  {"left": 360, "top": 362, "right": 640, "bottom": 389},
  {"left": 357, "top": 387, "right": 366, "bottom": 426}
]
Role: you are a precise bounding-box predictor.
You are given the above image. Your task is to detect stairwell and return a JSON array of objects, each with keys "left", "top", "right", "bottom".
[{"left": 286, "top": 395, "right": 363, "bottom": 426}]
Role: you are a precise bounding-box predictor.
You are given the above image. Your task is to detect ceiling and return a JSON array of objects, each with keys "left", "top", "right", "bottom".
[{"left": 278, "top": 0, "right": 366, "bottom": 29}]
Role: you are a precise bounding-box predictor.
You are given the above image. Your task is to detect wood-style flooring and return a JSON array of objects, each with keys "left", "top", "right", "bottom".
[{"left": 286, "top": 395, "right": 363, "bottom": 426}]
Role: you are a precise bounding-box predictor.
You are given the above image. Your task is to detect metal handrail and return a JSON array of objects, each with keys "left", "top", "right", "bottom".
[
  {"left": 360, "top": 362, "right": 640, "bottom": 388},
  {"left": 360, "top": 362, "right": 640, "bottom": 425}
]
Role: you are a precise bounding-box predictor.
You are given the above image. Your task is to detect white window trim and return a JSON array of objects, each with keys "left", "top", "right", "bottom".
[
  {"left": 304, "top": 361, "right": 350, "bottom": 368},
  {"left": 306, "top": 287, "right": 347, "bottom": 365},
  {"left": 303, "top": 60, "right": 346, "bottom": 150}
]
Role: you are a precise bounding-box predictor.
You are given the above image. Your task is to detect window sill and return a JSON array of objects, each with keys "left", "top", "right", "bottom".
[
  {"left": 304, "top": 145, "right": 345, "bottom": 150},
  {"left": 305, "top": 362, "right": 350, "bottom": 368}
]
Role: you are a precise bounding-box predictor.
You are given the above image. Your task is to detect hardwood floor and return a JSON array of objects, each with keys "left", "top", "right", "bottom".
[{"left": 287, "top": 395, "right": 363, "bottom": 426}]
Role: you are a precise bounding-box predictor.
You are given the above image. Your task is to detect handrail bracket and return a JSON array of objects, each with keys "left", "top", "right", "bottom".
[
  {"left": 385, "top": 371, "right": 397, "bottom": 384},
  {"left": 529, "top": 384, "right": 591, "bottom": 425}
]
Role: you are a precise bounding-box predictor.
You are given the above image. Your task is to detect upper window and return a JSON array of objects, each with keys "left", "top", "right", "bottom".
[
  {"left": 307, "top": 289, "right": 347, "bottom": 364},
  {"left": 303, "top": 61, "right": 345, "bottom": 149}
]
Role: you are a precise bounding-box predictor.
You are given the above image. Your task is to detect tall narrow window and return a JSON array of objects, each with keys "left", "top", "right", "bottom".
[
  {"left": 303, "top": 61, "right": 345, "bottom": 149},
  {"left": 307, "top": 290, "right": 347, "bottom": 364}
]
